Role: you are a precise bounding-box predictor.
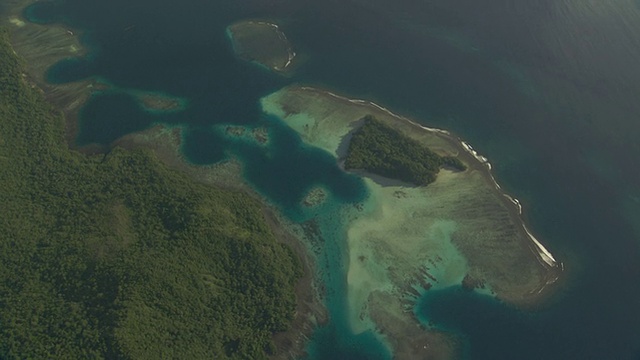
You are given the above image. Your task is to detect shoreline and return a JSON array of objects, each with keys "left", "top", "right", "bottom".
[{"left": 263, "top": 210, "right": 328, "bottom": 360}]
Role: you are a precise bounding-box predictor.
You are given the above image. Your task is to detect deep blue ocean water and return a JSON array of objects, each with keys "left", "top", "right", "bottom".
[{"left": 19, "top": 0, "right": 640, "bottom": 358}]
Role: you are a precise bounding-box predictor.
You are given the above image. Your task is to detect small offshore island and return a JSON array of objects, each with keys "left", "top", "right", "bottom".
[
  {"left": 227, "top": 20, "right": 296, "bottom": 74},
  {"left": 262, "top": 85, "right": 562, "bottom": 359}
]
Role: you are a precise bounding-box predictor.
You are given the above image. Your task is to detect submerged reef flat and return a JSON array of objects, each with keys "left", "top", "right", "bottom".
[
  {"left": 131, "top": 90, "right": 188, "bottom": 113},
  {"left": 302, "top": 186, "right": 328, "bottom": 208},
  {"left": 219, "top": 124, "right": 270, "bottom": 146},
  {"left": 227, "top": 20, "right": 296, "bottom": 74},
  {"left": 262, "top": 85, "right": 561, "bottom": 358}
]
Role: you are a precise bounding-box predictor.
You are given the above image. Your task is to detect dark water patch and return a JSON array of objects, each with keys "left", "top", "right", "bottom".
[
  {"left": 23, "top": 1, "right": 66, "bottom": 25},
  {"left": 417, "top": 288, "right": 548, "bottom": 360},
  {"left": 226, "top": 116, "right": 368, "bottom": 220},
  {"left": 46, "top": 57, "right": 95, "bottom": 84},
  {"left": 305, "top": 324, "right": 391, "bottom": 360},
  {"left": 288, "top": 0, "right": 537, "bottom": 138},
  {"left": 418, "top": 271, "right": 640, "bottom": 359},
  {"left": 76, "top": 91, "right": 156, "bottom": 146},
  {"left": 180, "top": 127, "right": 227, "bottom": 165},
  {"left": 27, "top": 0, "right": 290, "bottom": 131}
]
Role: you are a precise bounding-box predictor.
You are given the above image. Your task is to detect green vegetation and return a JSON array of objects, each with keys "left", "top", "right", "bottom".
[
  {"left": 344, "top": 115, "right": 466, "bottom": 186},
  {"left": 0, "top": 30, "right": 300, "bottom": 359}
]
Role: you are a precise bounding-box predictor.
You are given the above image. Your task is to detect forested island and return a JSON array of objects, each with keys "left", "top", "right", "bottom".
[
  {"left": 0, "top": 31, "right": 301, "bottom": 359},
  {"left": 344, "top": 115, "right": 466, "bottom": 185}
]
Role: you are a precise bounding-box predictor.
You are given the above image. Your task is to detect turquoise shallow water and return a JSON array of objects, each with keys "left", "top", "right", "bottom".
[
  {"left": 16, "top": 0, "right": 640, "bottom": 358},
  {"left": 222, "top": 118, "right": 390, "bottom": 358}
]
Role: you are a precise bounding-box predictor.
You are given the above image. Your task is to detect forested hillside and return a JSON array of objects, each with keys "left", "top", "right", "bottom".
[{"left": 0, "top": 30, "right": 300, "bottom": 359}]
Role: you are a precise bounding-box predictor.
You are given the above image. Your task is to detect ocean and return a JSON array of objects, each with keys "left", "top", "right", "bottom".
[{"left": 17, "top": 0, "right": 640, "bottom": 358}]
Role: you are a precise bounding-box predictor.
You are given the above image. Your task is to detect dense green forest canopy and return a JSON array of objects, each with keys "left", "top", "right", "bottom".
[
  {"left": 344, "top": 115, "right": 466, "bottom": 186},
  {"left": 0, "top": 30, "right": 301, "bottom": 359}
]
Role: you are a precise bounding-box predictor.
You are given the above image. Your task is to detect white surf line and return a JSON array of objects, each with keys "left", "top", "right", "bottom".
[
  {"left": 273, "top": 26, "right": 296, "bottom": 68},
  {"left": 458, "top": 141, "right": 557, "bottom": 267},
  {"left": 503, "top": 194, "right": 522, "bottom": 214},
  {"left": 302, "top": 87, "right": 496, "bottom": 167},
  {"left": 460, "top": 141, "right": 558, "bottom": 269},
  {"left": 284, "top": 50, "right": 296, "bottom": 68},
  {"left": 296, "top": 86, "right": 561, "bottom": 269},
  {"left": 301, "top": 87, "right": 451, "bottom": 134},
  {"left": 460, "top": 141, "right": 491, "bottom": 169},
  {"left": 254, "top": 21, "right": 297, "bottom": 69},
  {"left": 523, "top": 224, "right": 558, "bottom": 268}
]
